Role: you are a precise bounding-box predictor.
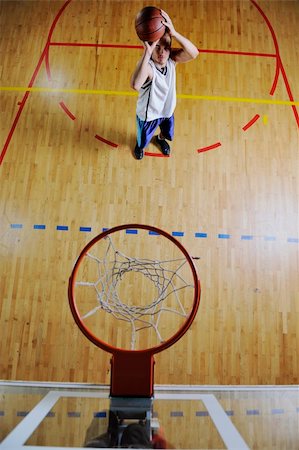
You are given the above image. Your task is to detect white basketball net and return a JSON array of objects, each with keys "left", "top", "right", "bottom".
[{"left": 76, "top": 235, "right": 195, "bottom": 350}]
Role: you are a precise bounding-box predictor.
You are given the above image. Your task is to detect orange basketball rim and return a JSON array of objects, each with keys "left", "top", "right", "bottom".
[{"left": 68, "top": 223, "right": 201, "bottom": 397}]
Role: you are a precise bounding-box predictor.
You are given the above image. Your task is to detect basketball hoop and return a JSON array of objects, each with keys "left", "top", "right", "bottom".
[{"left": 68, "top": 224, "right": 201, "bottom": 397}]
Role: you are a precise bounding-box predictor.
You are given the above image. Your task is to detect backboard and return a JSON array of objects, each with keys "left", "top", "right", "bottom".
[{"left": 1, "top": 381, "right": 298, "bottom": 449}]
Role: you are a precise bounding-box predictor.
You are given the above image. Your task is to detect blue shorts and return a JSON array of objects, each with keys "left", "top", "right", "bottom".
[{"left": 136, "top": 115, "right": 174, "bottom": 149}]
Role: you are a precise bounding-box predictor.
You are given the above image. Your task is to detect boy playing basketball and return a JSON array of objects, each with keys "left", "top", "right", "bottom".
[{"left": 130, "top": 10, "right": 199, "bottom": 160}]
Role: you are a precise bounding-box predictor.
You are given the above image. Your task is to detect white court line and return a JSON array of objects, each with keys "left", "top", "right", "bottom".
[
  {"left": 0, "top": 390, "right": 250, "bottom": 449},
  {"left": 0, "top": 390, "right": 110, "bottom": 449},
  {"left": 155, "top": 384, "right": 299, "bottom": 392},
  {"left": 0, "top": 380, "right": 108, "bottom": 390},
  {"left": 0, "top": 391, "right": 60, "bottom": 447},
  {"left": 1, "top": 447, "right": 87, "bottom": 450},
  {"left": 1, "top": 380, "right": 297, "bottom": 391},
  {"left": 155, "top": 392, "right": 250, "bottom": 450},
  {"left": 202, "top": 394, "right": 250, "bottom": 450}
]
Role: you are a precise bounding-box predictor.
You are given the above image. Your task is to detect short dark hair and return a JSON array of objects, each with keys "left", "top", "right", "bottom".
[{"left": 120, "top": 423, "right": 152, "bottom": 448}]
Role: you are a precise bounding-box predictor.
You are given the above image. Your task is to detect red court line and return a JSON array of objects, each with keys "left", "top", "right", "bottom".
[
  {"left": 270, "top": 58, "right": 280, "bottom": 96},
  {"left": 95, "top": 134, "right": 118, "bottom": 148},
  {"left": 144, "top": 152, "right": 169, "bottom": 157},
  {"left": 251, "top": 0, "right": 299, "bottom": 127},
  {"left": 200, "top": 49, "right": 275, "bottom": 58},
  {"left": 278, "top": 62, "right": 299, "bottom": 127},
  {"left": 44, "top": 0, "right": 72, "bottom": 81},
  {"left": 51, "top": 41, "right": 276, "bottom": 59},
  {"left": 51, "top": 42, "right": 142, "bottom": 49},
  {"left": 59, "top": 101, "right": 76, "bottom": 120},
  {"left": 197, "top": 142, "right": 222, "bottom": 154},
  {"left": 242, "top": 114, "right": 260, "bottom": 131},
  {"left": 0, "top": 0, "right": 72, "bottom": 165},
  {"left": 0, "top": 47, "right": 47, "bottom": 165},
  {"left": 45, "top": 5, "right": 120, "bottom": 150},
  {"left": 251, "top": 0, "right": 280, "bottom": 96},
  {"left": 45, "top": 47, "right": 52, "bottom": 81},
  {"left": 2, "top": 0, "right": 298, "bottom": 165}
]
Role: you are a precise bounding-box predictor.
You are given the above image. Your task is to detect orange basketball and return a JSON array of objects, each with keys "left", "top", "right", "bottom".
[{"left": 135, "top": 6, "right": 166, "bottom": 42}]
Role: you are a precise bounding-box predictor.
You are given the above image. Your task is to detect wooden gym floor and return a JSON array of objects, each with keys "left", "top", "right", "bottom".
[{"left": 0, "top": 0, "right": 298, "bottom": 388}]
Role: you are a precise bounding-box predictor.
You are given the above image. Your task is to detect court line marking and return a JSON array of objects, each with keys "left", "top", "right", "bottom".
[
  {"left": 1, "top": 85, "right": 299, "bottom": 106},
  {"left": 202, "top": 394, "right": 250, "bottom": 450},
  {"left": 50, "top": 41, "right": 276, "bottom": 58},
  {"left": 95, "top": 133, "right": 118, "bottom": 148},
  {"left": 242, "top": 114, "right": 260, "bottom": 131},
  {"left": 0, "top": 391, "right": 60, "bottom": 446},
  {"left": 1, "top": 380, "right": 298, "bottom": 390},
  {"left": 1, "top": 0, "right": 298, "bottom": 165},
  {"left": 251, "top": 0, "right": 299, "bottom": 127},
  {"left": 8, "top": 223, "right": 299, "bottom": 243},
  {"left": 198, "top": 142, "right": 222, "bottom": 153},
  {"left": 0, "top": 390, "right": 250, "bottom": 450},
  {"left": 0, "top": 0, "right": 72, "bottom": 165},
  {"left": 59, "top": 101, "right": 75, "bottom": 120}
]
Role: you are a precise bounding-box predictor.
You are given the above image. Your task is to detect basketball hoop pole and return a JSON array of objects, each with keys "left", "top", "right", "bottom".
[
  {"left": 110, "top": 351, "right": 154, "bottom": 397},
  {"left": 109, "top": 351, "right": 155, "bottom": 443}
]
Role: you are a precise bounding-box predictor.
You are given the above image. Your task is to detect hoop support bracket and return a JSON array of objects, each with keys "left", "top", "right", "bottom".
[{"left": 110, "top": 352, "right": 155, "bottom": 397}]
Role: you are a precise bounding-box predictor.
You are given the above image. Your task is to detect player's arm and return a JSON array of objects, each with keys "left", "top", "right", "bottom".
[
  {"left": 161, "top": 10, "right": 199, "bottom": 63},
  {"left": 130, "top": 41, "right": 158, "bottom": 91}
]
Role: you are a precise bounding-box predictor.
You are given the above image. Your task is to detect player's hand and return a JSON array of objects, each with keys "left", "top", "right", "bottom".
[
  {"left": 160, "top": 10, "right": 176, "bottom": 36},
  {"left": 143, "top": 39, "right": 159, "bottom": 55}
]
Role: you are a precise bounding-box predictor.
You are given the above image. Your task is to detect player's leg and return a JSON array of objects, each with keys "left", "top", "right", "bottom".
[
  {"left": 134, "top": 116, "right": 159, "bottom": 160},
  {"left": 155, "top": 115, "right": 174, "bottom": 155}
]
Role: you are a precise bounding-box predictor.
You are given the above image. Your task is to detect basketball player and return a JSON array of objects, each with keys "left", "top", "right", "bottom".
[{"left": 131, "top": 10, "right": 199, "bottom": 160}]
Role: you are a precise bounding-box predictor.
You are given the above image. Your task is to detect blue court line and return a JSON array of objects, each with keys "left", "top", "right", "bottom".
[
  {"left": 241, "top": 235, "right": 253, "bottom": 240},
  {"left": 170, "top": 411, "right": 184, "bottom": 417},
  {"left": 195, "top": 232, "right": 208, "bottom": 238},
  {"left": 67, "top": 411, "right": 81, "bottom": 418},
  {"left": 80, "top": 226, "right": 92, "bottom": 232},
  {"left": 94, "top": 411, "right": 107, "bottom": 418},
  {"left": 172, "top": 231, "right": 184, "bottom": 237},
  {"left": 126, "top": 229, "right": 138, "bottom": 234},
  {"left": 246, "top": 409, "right": 260, "bottom": 415},
  {"left": 10, "top": 408, "right": 297, "bottom": 419},
  {"left": 10, "top": 223, "right": 23, "bottom": 229},
  {"left": 33, "top": 224, "right": 46, "bottom": 230},
  {"left": 7, "top": 223, "right": 299, "bottom": 243},
  {"left": 287, "top": 237, "right": 299, "bottom": 243},
  {"left": 196, "top": 411, "right": 209, "bottom": 416}
]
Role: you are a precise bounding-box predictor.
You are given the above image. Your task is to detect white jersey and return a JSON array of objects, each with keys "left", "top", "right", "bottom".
[{"left": 136, "top": 58, "right": 176, "bottom": 122}]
